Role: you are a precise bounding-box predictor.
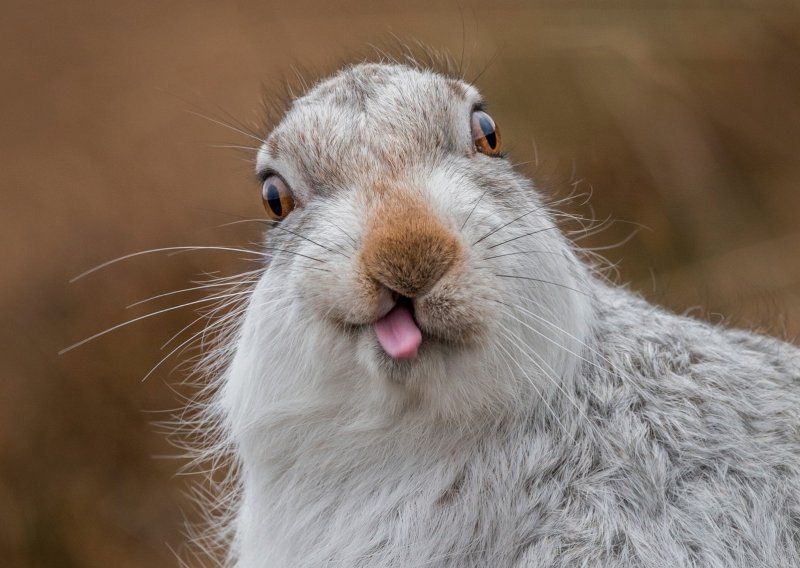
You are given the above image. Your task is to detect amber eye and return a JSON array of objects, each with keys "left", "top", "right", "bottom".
[
  {"left": 471, "top": 110, "right": 502, "bottom": 156},
  {"left": 261, "top": 174, "right": 296, "bottom": 221}
]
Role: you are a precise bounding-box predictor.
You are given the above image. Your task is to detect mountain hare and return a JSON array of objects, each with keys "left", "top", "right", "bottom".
[{"left": 207, "top": 62, "right": 800, "bottom": 567}]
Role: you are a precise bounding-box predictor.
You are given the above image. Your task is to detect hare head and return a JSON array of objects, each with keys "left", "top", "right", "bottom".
[{"left": 221, "top": 63, "right": 593, "bottom": 429}]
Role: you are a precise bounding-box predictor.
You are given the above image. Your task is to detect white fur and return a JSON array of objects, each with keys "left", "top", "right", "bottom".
[{"left": 198, "top": 63, "right": 800, "bottom": 567}]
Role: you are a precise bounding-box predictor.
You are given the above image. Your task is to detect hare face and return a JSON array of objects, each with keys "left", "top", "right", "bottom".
[{"left": 227, "top": 63, "right": 592, "bottom": 421}]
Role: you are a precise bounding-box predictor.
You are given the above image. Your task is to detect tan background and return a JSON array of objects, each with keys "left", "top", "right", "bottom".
[{"left": 2, "top": 1, "right": 800, "bottom": 566}]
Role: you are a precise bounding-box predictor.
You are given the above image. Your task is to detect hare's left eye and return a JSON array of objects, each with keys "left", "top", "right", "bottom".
[
  {"left": 471, "top": 110, "right": 502, "bottom": 156},
  {"left": 261, "top": 174, "right": 296, "bottom": 221}
]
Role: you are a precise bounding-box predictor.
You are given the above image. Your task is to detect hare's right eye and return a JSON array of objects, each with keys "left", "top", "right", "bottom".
[
  {"left": 471, "top": 110, "right": 502, "bottom": 156},
  {"left": 261, "top": 174, "right": 296, "bottom": 221}
]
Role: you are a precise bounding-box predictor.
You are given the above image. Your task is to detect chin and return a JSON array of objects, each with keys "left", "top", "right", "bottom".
[
  {"left": 358, "top": 329, "right": 459, "bottom": 378},
  {"left": 346, "top": 323, "right": 507, "bottom": 422}
]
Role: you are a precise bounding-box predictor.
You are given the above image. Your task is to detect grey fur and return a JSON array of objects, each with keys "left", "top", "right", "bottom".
[{"left": 207, "top": 62, "right": 800, "bottom": 567}]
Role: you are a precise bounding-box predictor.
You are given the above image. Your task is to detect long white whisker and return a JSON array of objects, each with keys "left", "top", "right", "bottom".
[
  {"left": 215, "top": 218, "right": 273, "bottom": 229},
  {"left": 159, "top": 275, "right": 266, "bottom": 349},
  {"left": 495, "top": 322, "right": 597, "bottom": 439},
  {"left": 162, "top": 313, "right": 208, "bottom": 350},
  {"left": 493, "top": 341, "right": 574, "bottom": 442},
  {"left": 272, "top": 225, "right": 351, "bottom": 259},
  {"left": 59, "top": 291, "right": 255, "bottom": 355},
  {"left": 70, "top": 246, "right": 267, "bottom": 282},
  {"left": 263, "top": 247, "right": 328, "bottom": 265},
  {"left": 185, "top": 109, "right": 265, "bottom": 144},
  {"left": 208, "top": 144, "right": 261, "bottom": 152},
  {"left": 494, "top": 274, "right": 593, "bottom": 298},
  {"left": 144, "top": 310, "right": 243, "bottom": 383},
  {"left": 127, "top": 271, "right": 263, "bottom": 309},
  {"left": 471, "top": 193, "right": 587, "bottom": 248},
  {"left": 497, "top": 292, "right": 632, "bottom": 383},
  {"left": 143, "top": 298, "right": 296, "bottom": 383},
  {"left": 486, "top": 225, "right": 559, "bottom": 250},
  {"left": 481, "top": 249, "right": 561, "bottom": 261},
  {"left": 473, "top": 203, "right": 549, "bottom": 246},
  {"left": 490, "top": 297, "right": 607, "bottom": 376}
]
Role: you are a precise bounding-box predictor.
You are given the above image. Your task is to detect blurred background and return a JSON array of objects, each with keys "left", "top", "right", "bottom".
[{"left": 2, "top": 0, "right": 800, "bottom": 566}]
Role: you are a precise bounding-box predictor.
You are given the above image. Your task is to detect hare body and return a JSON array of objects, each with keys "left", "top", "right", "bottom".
[{"left": 214, "top": 63, "right": 800, "bottom": 567}]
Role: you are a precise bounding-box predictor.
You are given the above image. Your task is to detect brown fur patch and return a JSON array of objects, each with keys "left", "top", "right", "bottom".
[{"left": 360, "top": 187, "right": 462, "bottom": 298}]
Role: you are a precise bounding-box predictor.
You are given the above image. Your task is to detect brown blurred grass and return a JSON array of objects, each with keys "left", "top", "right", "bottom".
[{"left": 2, "top": 1, "right": 800, "bottom": 566}]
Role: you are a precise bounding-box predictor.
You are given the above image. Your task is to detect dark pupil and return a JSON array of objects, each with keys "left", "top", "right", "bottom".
[
  {"left": 479, "top": 115, "right": 497, "bottom": 149},
  {"left": 266, "top": 183, "right": 282, "bottom": 216}
]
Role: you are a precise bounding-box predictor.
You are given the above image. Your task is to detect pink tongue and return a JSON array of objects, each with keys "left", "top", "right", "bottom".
[{"left": 374, "top": 304, "right": 422, "bottom": 360}]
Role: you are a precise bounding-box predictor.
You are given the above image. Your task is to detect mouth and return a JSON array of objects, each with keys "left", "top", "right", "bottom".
[
  {"left": 329, "top": 287, "right": 484, "bottom": 366},
  {"left": 373, "top": 295, "right": 423, "bottom": 360}
]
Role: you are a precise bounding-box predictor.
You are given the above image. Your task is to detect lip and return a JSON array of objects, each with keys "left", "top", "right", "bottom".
[
  {"left": 326, "top": 291, "right": 478, "bottom": 362},
  {"left": 373, "top": 286, "right": 398, "bottom": 320}
]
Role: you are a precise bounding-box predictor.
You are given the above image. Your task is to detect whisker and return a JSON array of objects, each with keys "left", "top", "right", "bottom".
[
  {"left": 493, "top": 340, "right": 574, "bottom": 442},
  {"left": 493, "top": 294, "right": 619, "bottom": 377},
  {"left": 495, "top": 324, "right": 597, "bottom": 438},
  {"left": 208, "top": 144, "right": 261, "bottom": 153},
  {"left": 160, "top": 288, "right": 253, "bottom": 351},
  {"left": 214, "top": 218, "right": 273, "bottom": 229},
  {"left": 470, "top": 190, "right": 588, "bottom": 248},
  {"left": 578, "top": 226, "right": 643, "bottom": 250},
  {"left": 485, "top": 225, "right": 559, "bottom": 250},
  {"left": 261, "top": 246, "right": 327, "bottom": 265},
  {"left": 162, "top": 313, "right": 208, "bottom": 350},
  {"left": 143, "top": 308, "right": 244, "bottom": 383},
  {"left": 472, "top": 204, "right": 548, "bottom": 247},
  {"left": 59, "top": 291, "right": 255, "bottom": 355},
  {"left": 70, "top": 246, "right": 268, "bottom": 282},
  {"left": 324, "top": 219, "right": 358, "bottom": 248},
  {"left": 127, "top": 271, "right": 263, "bottom": 309},
  {"left": 162, "top": 244, "right": 290, "bottom": 261},
  {"left": 481, "top": 249, "right": 560, "bottom": 261},
  {"left": 143, "top": 298, "right": 295, "bottom": 383},
  {"left": 271, "top": 225, "right": 351, "bottom": 259},
  {"left": 566, "top": 215, "right": 614, "bottom": 240},
  {"left": 460, "top": 187, "right": 491, "bottom": 231},
  {"left": 493, "top": 274, "right": 592, "bottom": 298},
  {"left": 184, "top": 109, "right": 265, "bottom": 145},
  {"left": 300, "top": 265, "right": 331, "bottom": 273},
  {"left": 495, "top": 300, "right": 585, "bottom": 365},
  {"left": 214, "top": 217, "right": 355, "bottom": 258}
]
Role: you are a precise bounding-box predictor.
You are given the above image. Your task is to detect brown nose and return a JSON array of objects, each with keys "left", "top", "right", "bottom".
[{"left": 360, "top": 207, "right": 461, "bottom": 298}]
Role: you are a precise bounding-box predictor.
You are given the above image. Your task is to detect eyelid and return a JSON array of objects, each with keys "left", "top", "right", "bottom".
[
  {"left": 256, "top": 168, "right": 276, "bottom": 184},
  {"left": 471, "top": 101, "right": 487, "bottom": 113}
]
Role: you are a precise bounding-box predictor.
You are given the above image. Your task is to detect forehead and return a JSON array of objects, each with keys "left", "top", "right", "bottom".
[
  {"left": 257, "top": 64, "right": 480, "bottom": 191},
  {"left": 301, "top": 63, "right": 473, "bottom": 112}
]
